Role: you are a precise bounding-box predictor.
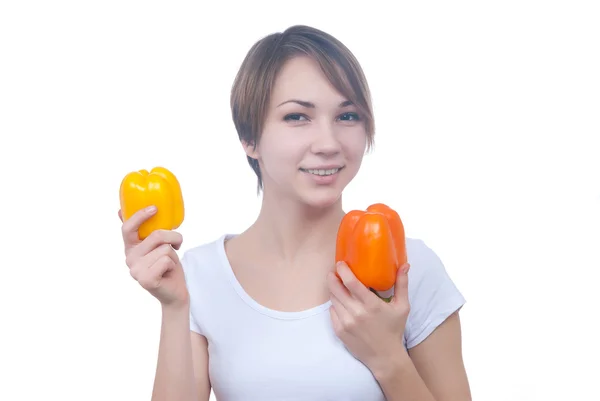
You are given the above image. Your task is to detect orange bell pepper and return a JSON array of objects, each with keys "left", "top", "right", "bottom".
[
  {"left": 335, "top": 203, "right": 407, "bottom": 299},
  {"left": 119, "top": 166, "right": 185, "bottom": 240}
]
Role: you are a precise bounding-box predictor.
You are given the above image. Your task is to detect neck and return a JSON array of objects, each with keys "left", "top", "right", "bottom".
[{"left": 249, "top": 190, "right": 346, "bottom": 265}]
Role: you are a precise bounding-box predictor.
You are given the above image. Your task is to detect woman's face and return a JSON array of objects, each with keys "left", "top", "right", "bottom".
[{"left": 245, "top": 56, "right": 368, "bottom": 209}]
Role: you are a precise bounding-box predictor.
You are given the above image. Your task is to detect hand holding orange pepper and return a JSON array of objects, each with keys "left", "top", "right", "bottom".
[
  {"left": 335, "top": 203, "right": 407, "bottom": 300},
  {"left": 119, "top": 166, "right": 185, "bottom": 240}
]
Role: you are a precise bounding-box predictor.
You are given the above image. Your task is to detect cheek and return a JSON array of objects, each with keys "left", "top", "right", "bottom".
[
  {"left": 341, "top": 129, "right": 368, "bottom": 159},
  {"left": 258, "top": 135, "right": 305, "bottom": 171}
]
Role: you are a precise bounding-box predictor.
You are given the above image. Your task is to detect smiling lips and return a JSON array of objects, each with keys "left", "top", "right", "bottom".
[{"left": 299, "top": 166, "right": 344, "bottom": 176}]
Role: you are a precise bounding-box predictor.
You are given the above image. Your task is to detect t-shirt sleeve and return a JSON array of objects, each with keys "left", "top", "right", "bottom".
[
  {"left": 180, "top": 250, "right": 204, "bottom": 335},
  {"left": 403, "top": 239, "right": 466, "bottom": 349}
]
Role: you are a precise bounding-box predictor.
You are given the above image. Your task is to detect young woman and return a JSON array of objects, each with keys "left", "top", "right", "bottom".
[{"left": 119, "top": 25, "right": 471, "bottom": 401}]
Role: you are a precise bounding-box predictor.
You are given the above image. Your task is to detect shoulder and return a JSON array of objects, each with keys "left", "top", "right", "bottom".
[
  {"left": 179, "top": 233, "right": 233, "bottom": 287},
  {"left": 405, "top": 237, "right": 451, "bottom": 282},
  {"left": 181, "top": 235, "right": 225, "bottom": 267},
  {"left": 403, "top": 237, "right": 466, "bottom": 349}
]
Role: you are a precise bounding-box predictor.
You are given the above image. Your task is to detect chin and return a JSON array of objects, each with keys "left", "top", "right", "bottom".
[
  {"left": 296, "top": 186, "right": 345, "bottom": 210},
  {"left": 303, "top": 195, "right": 341, "bottom": 210}
]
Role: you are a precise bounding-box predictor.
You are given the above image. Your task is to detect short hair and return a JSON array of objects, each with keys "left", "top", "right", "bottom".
[{"left": 230, "top": 25, "right": 375, "bottom": 191}]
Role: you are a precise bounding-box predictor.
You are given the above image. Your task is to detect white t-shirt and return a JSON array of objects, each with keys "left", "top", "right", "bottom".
[{"left": 181, "top": 234, "right": 466, "bottom": 401}]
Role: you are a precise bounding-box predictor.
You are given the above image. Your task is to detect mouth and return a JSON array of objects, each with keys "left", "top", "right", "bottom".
[{"left": 299, "top": 166, "right": 344, "bottom": 176}]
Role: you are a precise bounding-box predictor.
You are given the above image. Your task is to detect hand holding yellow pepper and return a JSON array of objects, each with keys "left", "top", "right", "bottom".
[{"left": 119, "top": 166, "right": 185, "bottom": 240}]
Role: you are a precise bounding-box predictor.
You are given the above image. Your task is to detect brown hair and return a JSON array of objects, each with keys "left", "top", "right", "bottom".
[{"left": 230, "top": 25, "right": 375, "bottom": 191}]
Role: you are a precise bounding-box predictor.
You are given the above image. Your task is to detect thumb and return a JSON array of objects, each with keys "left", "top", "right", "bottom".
[
  {"left": 391, "top": 263, "right": 410, "bottom": 305},
  {"left": 121, "top": 205, "right": 157, "bottom": 247}
]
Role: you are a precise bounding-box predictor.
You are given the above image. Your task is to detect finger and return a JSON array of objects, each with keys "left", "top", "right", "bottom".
[
  {"left": 128, "top": 241, "right": 179, "bottom": 278},
  {"left": 336, "top": 262, "right": 376, "bottom": 305},
  {"left": 134, "top": 241, "right": 180, "bottom": 269},
  {"left": 329, "top": 291, "right": 352, "bottom": 327},
  {"left": 327, "top": 271, "right": 363, "bottom": 316},
  {"left": 128, "top": 229, "right": 183, "bottom": 261},
  {"left": 148, "top": 242, "right": 180, "bottom": 266},
  {"left": 391, "top": 263, "right": 410, "bottom": 306},
  {"left": 135, "top": 254, "right": 176, "bottom": 291},
  {"left": 118, "top": 209, "right": 123, "bottom": 222},
  {"left": 121, "top": 206, "right": 158, "bottom": 248},
  {"left": 327, "top": 271, "right": 351, "bottom": 303},
  {"left": 329, "top": 304, "right": 342, "bottom": 334},
  {"left": 148, "top": 254, "right": 176, "bottom": 280}
]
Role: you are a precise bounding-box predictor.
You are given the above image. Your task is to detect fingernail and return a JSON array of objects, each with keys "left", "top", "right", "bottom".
[
  {"left": 402, "top": 263, "right": 410, "bottom": 274},
  {"left": 145, "top": 205, "right": 157, "bottom": 213}
]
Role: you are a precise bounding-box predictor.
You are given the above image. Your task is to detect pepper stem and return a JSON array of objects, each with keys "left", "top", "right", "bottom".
[{"left": 369, "top": 287, "right": 393, "bottom": 303}]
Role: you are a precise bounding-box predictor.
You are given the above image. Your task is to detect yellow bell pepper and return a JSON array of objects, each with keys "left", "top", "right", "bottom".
[{"left": 119, "top": 166, "right": 185, "bottom": 240}]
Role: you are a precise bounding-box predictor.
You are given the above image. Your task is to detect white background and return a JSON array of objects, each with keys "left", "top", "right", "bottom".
[{"left": 1, "top": 1, "right": 599, "bottom": 400}]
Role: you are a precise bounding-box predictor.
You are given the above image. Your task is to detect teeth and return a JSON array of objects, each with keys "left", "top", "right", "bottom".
[{"left": 306, "top": 168, "right": 340, "bottom": 176}]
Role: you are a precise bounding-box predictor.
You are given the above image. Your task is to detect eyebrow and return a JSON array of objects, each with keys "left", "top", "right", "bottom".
[{"left": 276, "top": 99, "right": 354, "bottom": 108}]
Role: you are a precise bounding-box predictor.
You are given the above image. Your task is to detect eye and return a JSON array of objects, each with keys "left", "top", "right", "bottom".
[
  {"left": 284, "top": 113, "right": 309, "bottom": 122},
  {"left": 338, "top": 112, "right": 360, "bottom": 121}
]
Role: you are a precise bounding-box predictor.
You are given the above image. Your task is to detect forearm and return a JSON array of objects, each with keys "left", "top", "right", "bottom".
[
  {"left": 151, "top": 304, "right": 198, "bottom": 401},
  {"left": 372, "top": 349, "right": 436, "bottom": 401}
]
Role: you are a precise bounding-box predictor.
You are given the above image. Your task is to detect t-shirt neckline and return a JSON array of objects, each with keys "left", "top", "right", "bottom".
[{"left": 217, "top": 234, "right": 332, "bottom": 320}]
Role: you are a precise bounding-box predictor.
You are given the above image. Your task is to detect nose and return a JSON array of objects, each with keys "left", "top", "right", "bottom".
[{"left": 310, "top": 122, "right": 341, "bottom": 156}]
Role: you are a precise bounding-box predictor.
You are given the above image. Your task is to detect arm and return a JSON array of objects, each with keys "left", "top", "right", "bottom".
[
  {"left": 373, "top": 312, "right": 471, "bottom": 401},
  {"left": 151, "top": 304, "right": 211, "bottom": 401}
]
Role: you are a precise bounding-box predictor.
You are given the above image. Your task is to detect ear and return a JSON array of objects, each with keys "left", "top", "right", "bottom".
[{"left": 242, "top": 139, "right": 260, "bottom": 160}]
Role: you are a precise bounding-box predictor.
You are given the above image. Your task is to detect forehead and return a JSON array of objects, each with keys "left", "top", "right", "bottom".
[{"left": 270, "top": 56, "right": 346, "bottom": 106}]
